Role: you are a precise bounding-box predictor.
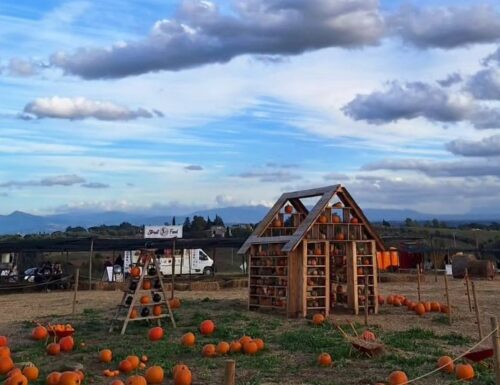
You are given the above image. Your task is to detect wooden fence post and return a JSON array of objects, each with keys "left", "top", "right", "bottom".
[
  {"left": 416, "top": 264, "right": 421, "bottom": 302},
  {"left": 471, "top": 280, "right": 483, "bottom": 340},
  {"left": 464, "top": 268, "right": 472, "bottom": 312},
  {"left": 444, "top": 273, "right": 452, "bottom": 325},
  {"left": 490, "top": 317, "right": 500, "bottom": 385},
  {"left": 364, "top": 278, "right": 369, "bottom": 326},
  {"left": 224, "top": 360, "right": 235, "bottom": 385},
  {"left": 72, "top": 268, "right": 79, "bottom": 315},
  {"left": 88, "top": 238, "right": 94, "bottom": 290}
]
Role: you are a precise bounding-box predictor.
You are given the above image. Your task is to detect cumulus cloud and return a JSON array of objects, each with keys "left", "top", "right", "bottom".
[
  {"left": 437, "top": 73, "right": 462, "bottom": 87},
  {"left": 0, "top": 174, "right": 85, "bottom": 188},
  {"left": 8, "top": 58, "right": 42, "bottom": 77},
  {"left": 342, "top": 81, "right": 474, "bottom": 124},
  {"left": 81, "top": 182, "right": 110, "bottom": 189},
  {"left": 184, "top": 165, "right": 203, "bottom": 171},
  {"left": 389, "top": 4, "right": 500, "bottom": 48},
  {"left": 447, "top": 135, "right": 500, "bottom": 157},
  {"left": 362, "top": 158, "right": 500, "bottom": 177},
  {"left": 466, "top": 68, "right": 500, "bottom": 100},
  {"left": 22, "top": 96, "right": 154, "bottom": 121},
  {"left": 48, "top": 0, "right": 384, "bottom": 79}
]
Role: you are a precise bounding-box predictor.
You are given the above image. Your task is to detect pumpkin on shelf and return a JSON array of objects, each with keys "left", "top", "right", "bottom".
[
  {"left": 318, "top": 215, "right": 328, "bottom": 224},
  {"left": 140, "top": 295, "right": 150, "bottom": 305},
  {"left": 141, "top": 308, "right": 150, "bottom": 317},
  {"left": 130, "top": 267, "right": 141, "bottom": 278},
  {"left": 284, "top": 204, "right": 293, "bottom": 214},
  {"left": 152, "top": 305, "right": 162, "bottom": 316},
  {"left": 152, "top": 293, "right": 162, "bottom": 302},
  {"left": 272, "top": 218, "right": 283, "bottom": 227},
  {"left": 350, "top": 217, "right": 359, "bottom": 224},
  {"left": 335, "top": 233, "right": 345, "bottom": 241},
  {"left": 142, "top": 280, "right": 151, "bottom": 290},
  {"left": 332, "top": 214, "right": 341, "bottom": 223},
  {"left": 313, "top": 247, "right": 322, "bottom": 256}
]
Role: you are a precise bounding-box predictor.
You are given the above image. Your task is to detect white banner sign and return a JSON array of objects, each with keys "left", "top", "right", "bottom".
[{"left": 144, "top": 225, "right": 183, "bottom": 239}]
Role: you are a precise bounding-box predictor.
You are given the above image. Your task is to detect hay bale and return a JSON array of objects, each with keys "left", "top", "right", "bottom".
[
  {"left": 452, "top": 253, "right": 477, "bottom": 278},
  {"left": 223, "top": 279, "right": 248, "bottom": 288},
  {"left": 468, "top": 260, "right": 496, "bottom": 280},
  {"left": 174, "top": 282, "right": 190, "bottom": 291},
  {"left": 190, "top": 281, "right": 220, "bottom": 291}
]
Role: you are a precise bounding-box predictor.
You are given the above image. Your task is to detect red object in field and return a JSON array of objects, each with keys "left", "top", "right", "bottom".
[
  {"left": 48, "top": 330, "right": 75, "bottom": 338},
  {"left": 463, "top": 348, "right": 494, "bottom": 363}
]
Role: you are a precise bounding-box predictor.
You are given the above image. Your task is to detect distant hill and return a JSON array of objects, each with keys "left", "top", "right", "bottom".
[{"left": 1, "top": 206, "right": 500, "bottom": 235}]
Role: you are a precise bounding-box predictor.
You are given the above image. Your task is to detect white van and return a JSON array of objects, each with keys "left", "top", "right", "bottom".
[{"left": 158, "top": 249, "right": 215, "bottom": 276}]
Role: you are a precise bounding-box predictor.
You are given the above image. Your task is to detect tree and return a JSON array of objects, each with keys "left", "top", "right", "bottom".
[
  {"left": 172, "top": 216, "right": 176, "bottom": 226},
  {"left": 191, "top": 216, "right": 207, "bottom": 232},
  {"left": 183, "top": 217, "right": 191, "bottom": 232},
  {"left": 213, "top": 215, "right": 225, "bottom": 226},
  {"left": 404, "top": 218, "right": 415, "bottom": 227},
  {"left": 382, "top": 219, "right": 391, "bottom": 227}
]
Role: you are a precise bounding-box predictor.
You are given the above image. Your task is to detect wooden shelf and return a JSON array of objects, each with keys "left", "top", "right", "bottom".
[{"left": 117, "top": 314, "right": 168, "bottom": 321}]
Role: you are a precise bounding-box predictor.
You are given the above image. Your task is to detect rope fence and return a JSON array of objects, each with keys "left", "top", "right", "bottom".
[{"left": 0, "top": 276, "right": 71, "bottom": 290}]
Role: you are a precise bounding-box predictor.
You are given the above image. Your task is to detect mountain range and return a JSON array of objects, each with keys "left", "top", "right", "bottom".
[{"left": 0, "top": 206, "right": 499, "bottom": 235}]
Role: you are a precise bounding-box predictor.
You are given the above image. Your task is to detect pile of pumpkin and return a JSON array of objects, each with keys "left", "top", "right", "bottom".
[
  {"left": 379, "top": 294, "right": 450, "bottom": 316},
  {"left": 31, "top": 325, "right": 75, "bottom": 356}
]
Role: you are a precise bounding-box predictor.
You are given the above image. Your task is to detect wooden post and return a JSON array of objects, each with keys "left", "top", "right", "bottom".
[
  {"left": 471, "top": 280, "right": 483, "bottom": 340},
  {"left": 171, "top": 239, "right": 176, "bottom": 300},
  {"left": 224, "top": 360, "right": 235, "bottom": 385},
  {"left": 364, "top": 276, "right": 369, "bottom": 326},
  {"left": 443, "top": 273, "right": 452, "bottom": 325},
  {"left": 416, "top": 264, "right": 421, "bottom": 302},
  {"left": 88, "top": 238, "right": 94, "bottom": 290},
  {"left": 490, "top": 317, "right": 500, "bottom": 385},
  {"left": 72, "top": 268, "right": 79, "bottom": 315},
  {"left": 465, "top": 268, "right": 472, "bottom": 312}
]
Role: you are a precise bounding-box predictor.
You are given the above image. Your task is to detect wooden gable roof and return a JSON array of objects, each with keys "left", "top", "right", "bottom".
[{"left": 237, "top": 184, "right": 385, "bottom": 254}]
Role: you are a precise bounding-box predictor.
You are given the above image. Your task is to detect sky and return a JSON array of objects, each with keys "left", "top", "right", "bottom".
[{"left": 1, "top": 0, "right": 500, "bottom": 216}]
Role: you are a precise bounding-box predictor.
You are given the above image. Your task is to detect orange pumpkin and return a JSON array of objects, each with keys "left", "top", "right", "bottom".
[
  {"left": 6, "top": 374, "right": 28, "bottom": 385},
  {"left": 386, "top": 295, "right": 394, "bottom": 305},
  {"left": 361, "top": 330, "right": 376, "bottom": 341},
  {"left": 441, "top": 305, "right": 450, "bottom": 314},
  {"left": 455, "top": 363, "right": 474, "bottom": 381},
  {"left": 59, "top": 371, "right": 81, "bottom": 385},
  {"left": 145, "top": 366, "right": 163, "bottom": 384},
  {"left": 272, "top": 218, "right": 282, "bottom": 227},
  {"left": 393, "top": 298, "right": 402, "bottom": 307},
  {"left": 242, "top": 341, "right": 258, "bottom": 355},
  {"left": 332, "top": 214, "right": 341, "bottom": 224},
  {"left": 130, "top": 309, "right": 138, "bottom": 319},
  {"left": 0, "top": 357, "right": 15, "bottom": 375},
  {"left": 0, "top": 346, "right": 10, "bottom": 358},
  {"left": 350, "top": 217, "right": 359, "bottom": 224},
  {"left": 424, "top": 302, "right": 432, "bottom": 312},
  {"left": 148, "top": 327, "right": 164, "bottom": 342},
  {"left": 172, "top": 364, "right": 189, "bottom": 379},
  {"left": 75, "top": 370, "right": 84, "bottom": 382},
  {"left": 22, "top": 366, "right": 39, "bottom": 381},
  {"left": 312, "top": 313, "right": 325, "bottom": 326},
  {"left": 59, "top": 336, "right": 74, "bottom": 352},
  {"left": 152, "top": 305, "right": 162, "bottom": 316},
  {"left": 239, "top": 336, "right": 252, "bottom": 345},
  {"left": 199, "top": 320, "right": 215, "bottom": 336},
  {"left": 253, "top": 338, "right": 265, "bottom": 351},
  {"left": 7, "top": 368, "right": 22, "bottom": 378},
  {"left": 127, "top": 356, "right": 140, "bottom": 370},
  {"left": 99, "top": 349, "right": 113, "bottom": 363},
  {"left": 318, "top": 215, "right": 328, "bottom": 224},
  {"left": 181, "top": 332, "right": 196, "bottom": 347},
  {"left": 140, "top": 296, "right": 150, "bottom": 305},
  {"left": 140, "top": 355, "right": 148, "bottom": 363},
  {"left": 139, "top": 363, "right": 146, "bottom": 370},
  {"left": 317, "top": 353, "right": 332, "bottom": 367},
  {"left": 125, "top": 375, "right": 147, "bottom": 385},
  {"left": 119, "top": 360, "right": 134, "bottom": 373},
  {"left": 414, "top": 303, "right": 426, "bottom": 316},
  {"left": 47, "top": 343, "right": 61, "bottom": 356},
  {"left": 131, "top": 267, "right": 141, "bottom": 278},
  {"left": 437, "top": 356, "right": 454, "bottom": 373},
  {"left": 229, "top": 341, "right": 242, "bottom": 353},
  {"left": 378, "top": 295, "right": 385, "bottom": 305},
  {"left": 201, "top": 344, "right": 217, "bottom": 358},
  {"left": 284, "top": 205, "right": 293, "bottom": 214},
  {"left": 173, "top": 366, "right": 192, "bottom": 385},
  {"left": 142, "top": 279, "right": 151, "bottom": 290},
  {"left": 335, "top": 233, "right": 345, "bottom": 241},
  {"left": 46, "top": 372, "right": 62, "bottom": 385},
  {"left": 388, "top": 370, "right": 408, "bottom": 385},
  {"left": 32, "top": 326, "right": 48, "bottom": 341},
  {"left": 111, "top": 381, "right": 125, "bottom": 385},
  {"left": 216, "top": 342, "right": 230, "bottom": 355},
  {"left": 430, "top": 302, "right": 441, "bottom": 312},
  {"left": 0, "top": 336, "right": 7, "bottom": 347}
]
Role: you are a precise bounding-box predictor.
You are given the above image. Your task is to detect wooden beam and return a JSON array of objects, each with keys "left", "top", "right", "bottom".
[
  {"left": 283, "top": 184, "right": 340, "bottom": 200},
  {"left": 288, "top": 198, "right": 309, "bottom": 215}
]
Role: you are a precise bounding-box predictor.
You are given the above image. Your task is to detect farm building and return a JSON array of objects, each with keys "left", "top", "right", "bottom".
[{"left": 238, "top": 185, "right": 385, "bottom": 318}]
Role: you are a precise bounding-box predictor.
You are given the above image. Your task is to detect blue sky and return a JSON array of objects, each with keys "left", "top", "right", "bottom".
[{"left": 1, "top": 0, "right": 500, "bottom": 216}]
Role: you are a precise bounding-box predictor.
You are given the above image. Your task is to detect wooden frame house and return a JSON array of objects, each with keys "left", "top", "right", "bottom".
[{"left": 238, "top": 185, "right": 385, "bottom": 317}]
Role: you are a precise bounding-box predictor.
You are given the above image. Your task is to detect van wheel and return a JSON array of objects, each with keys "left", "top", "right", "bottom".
[{"left": 203, "top": 267, "right": 214, "bottom": 276}]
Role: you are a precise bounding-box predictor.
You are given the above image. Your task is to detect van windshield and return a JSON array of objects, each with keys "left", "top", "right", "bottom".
[{"left": 199, "top": 250, "right": 209, "bottom": 261}]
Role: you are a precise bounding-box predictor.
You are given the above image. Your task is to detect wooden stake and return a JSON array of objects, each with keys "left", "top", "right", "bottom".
[
  {"left": 224, "top": 360, "right": 236, "bottom": 385},
  {"left": 88, "top": 238, "right": 94, "bottom": 290},
  {"left": 416, "top": 264, "right": 421, "bottom": 302},
  {"left": 490, "top": 317, "right": 500, "bottom": 385},
  {"left": 465, "top": 268, "right": 472, "bottom": 312},
  {"left": 471, "top": 280, "right": 483, "bottom": 340},
  {"left": 443, "top": 273, "right": 452, "bottom": 325},
  {"left": 171, "top": 238, "right": 176, "bottom": 300},
  {"left": 364, "top": 276, "right": 369, "bottom": 326},
  {"left": 72, "top": 268, "right": 79, "bottom": 315}
]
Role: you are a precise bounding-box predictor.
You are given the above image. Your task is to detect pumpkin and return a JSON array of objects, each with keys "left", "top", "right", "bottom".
[
  {"left": 141, "top": 355, "right": 148, "bottom": 363},
  {"left": 441, "top": 305, "right": 450, "bottom": 314},
  {"left": 284, "top": 205, "right": 293, "bottom": 214},
  {"left": 126, "top": 375, "right": 147, "bottom": 385},
  {"left": 169, "top": 298, "right": 181, "bottom": 309},
  {"left": 317, "top": 353, "right": 332, "bottom": 367},
  {"left": 145, "top": 366, "right": 164, "bottom": 384},
  {"left": 407, "top": 301, "right": 416, "bottom": 311},
  {"left": 59, "top": 336, "right": 74, "bottom": 352},
  {"left": 351, "top": 217, "right": 359, "bottom": 224},
  {"left": 172, "top": 364, "right": 189, "bottom": 378},
  {"left": 414, "top": 303, "right": 426, "bottom": 316},
  {"left": 139, "top": 363, "right": 146, "bottom": 370},
  {"left": 127, "top": 356, "right": 140, "bottom": 370},
  {"left": 99, "top": 349, "right": 113, "bottom": 363},
  {"left": 272, "top": 218, "right": 282, "bottom": 227},
  {"left": 229, "top": 341, "right": 242, "bottom": 353},
  {"left": 75, "top": 370, "right": 84, "bottom": 382},
  {"left": 148, "top": 327, "right": 164, "bottom": 341},
  {"left": 312, "top": 313, "right": 325, "bottom": 325},
  {"left": 430, "top": 302, "right": 441, "bottom": 312},
  {"left": 130, "top": 309, "right": 138, "bottom": 319},
  {"left": 313, "top": 248, "right": 322, "bottom": 256},
  {"left": 152, "top": 305, "right": 162, "bottom": 316},
  {"left": 0, "top": 357, "right": 14, "bottom": 375},
  {"left": 424, "top": 302, "right": 431, "bottom": 312},
  {"left": 181, "top": 332, "right": 196, "bottom": 347},
  {"left": 199, "top": 320, "right": 215, "bottom": 336},
  {"left": 242, "top": 341, "right": 258, "bottom": 355},
  {"left": 152, "top": 293, "right": 161, "bottom": 303},
  {"left": 437, "top": 356, "right": 454, "bottom": 373},
  {"left": 141, "top": 308, "right": 150, "bottom": 317},
  {"left": 216, "top": 342, "right": 230, "bottom": 355},
  {"left": 6, "top": 374, "right": 28, "bottom": 385},
  {"left": 142, "top": 280, "right": 152, "bottom": 290},
  {"left": 318, "top": 215, "right": 328, "bottom": 224},
  {"left": 47, "top": 343, "right": 61, "bottom": 356},
  {"left": 253, "top": 338, "right": 265, "bottom": 351},
  {"left": 388, "top": 370, "right": 408, "bottom": 385},
  {"left": 378, "top": 295, "right": 385, "bottom": 305},
  {"left": 59, "top": 371, "right": 81, "bottom": 385},
  {"left": 335, "top": 233, "right": 345, "bottom": 241},
  {"left": 0, "top": 336, "right": 7, "bottom": 347},
  {"left": 22, "top": 366, "right": 39, "bottom": 381},
  {"left": 455, "top": 363, "right": 474, "bottom": 380},
  {"left": 173, "top": 366, "right": 192, "bottom": 385},
  {"left": 46, "top": 372, "right": 62, "bottom": 385},
  {"left": 140, "top": 296, "right": 150, "bottom": 305},
  {"left": 8, "top": 368, "right": 22, "bottom": 378},
  {"left": 32, "top": 326, "right": 48, "bottom": 341},
  {"left": 119, "top": 360, "right": 134, "bottom": 373},
  {"left": 0, "top": 346, "right": 11, "bottom": 358},
  {"left": 361, "top": 330, "right": 376, "bottom": 341},
  {"left": 386, "top": 295, "right": 394, "bottom": 305},
  {"left": 201, "top": 344, "right": 217, "bottom": 357},
  {"left": 131, "top": 267, "right": 141, "bottom": 278},
  {"left": 332, "top": 214, "right": 341, "bottom": 223},
  {"left": 239, "top": 336, "right": 252, "bottom": 345},
  {"left": 111, "top": 381, "right": 125, "bottom": 385}
]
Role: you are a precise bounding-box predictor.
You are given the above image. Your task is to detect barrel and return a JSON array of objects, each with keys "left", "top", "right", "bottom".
[
  {"left": 390, "top": 250, "right": 399, "bottom": 268},
  {"left": 382, "top": 251, "right": 391, "bottom": 270}
]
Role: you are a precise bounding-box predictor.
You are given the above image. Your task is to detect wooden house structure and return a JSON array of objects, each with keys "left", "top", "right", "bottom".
[{"left": 237, "top": 185, "right": 385, "bottom": 317}]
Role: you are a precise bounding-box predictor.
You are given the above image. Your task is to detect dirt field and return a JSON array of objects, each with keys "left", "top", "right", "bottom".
[{"left": 1, "top": 275, "right": 498, "bottom": 338}]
